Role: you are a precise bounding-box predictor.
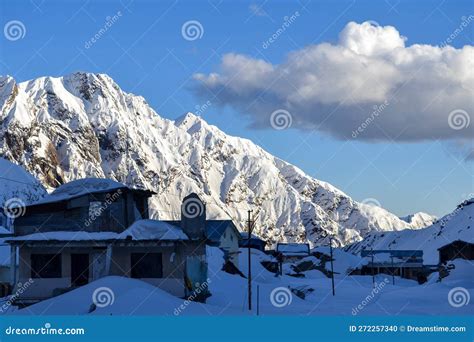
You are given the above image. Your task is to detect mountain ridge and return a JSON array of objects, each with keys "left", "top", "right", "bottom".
[
  {"left": 0, "top": 72, "right": 436, "bottom": 247},
  {"left": 346, "top": 198, "right": 473, "bottom": 263}
]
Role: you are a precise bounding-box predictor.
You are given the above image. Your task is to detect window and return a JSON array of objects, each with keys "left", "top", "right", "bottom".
[
  {"left": 64, "top": 208, "right": 81, "bottom": 220},
  {"left": 88, "top": 201, "right": 103, "bottom": 219},
  {"left": 31, "top": 254, "right": 62, "bottom": 278},
  {"left": 134, "top": 196, "right": 148, "bottom": 219},
  {"left": 131, "top": 253, "right": 163, "bottom": 278}
]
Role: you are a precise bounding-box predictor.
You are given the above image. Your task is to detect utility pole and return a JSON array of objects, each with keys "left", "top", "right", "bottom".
[
  {"left": 247, "top": 209, "right": 253, "bottom": 311},
  {"left": 256, "top": 285, "right": 260, "bottom": 316},
  {"left": 329, "top": 237, "right": 335, "bottom": 296},
  {"left": 371, "top": 248, "right": 375, "bottom": 288},
  {"left": 391, "top": 256, "right": 395, "bottom": 285},
  {"left": 245, "top": 209, "right": 259, "bottom": 312}
]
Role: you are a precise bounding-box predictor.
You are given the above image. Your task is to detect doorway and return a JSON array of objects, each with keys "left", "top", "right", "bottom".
[{"left": 71, "top": 253, "right": 90, "bottom": 286}]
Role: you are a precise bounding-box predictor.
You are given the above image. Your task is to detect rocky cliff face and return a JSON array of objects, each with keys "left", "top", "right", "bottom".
[{"left": 0, "top": 72, "right": 436, "bottom": 247}]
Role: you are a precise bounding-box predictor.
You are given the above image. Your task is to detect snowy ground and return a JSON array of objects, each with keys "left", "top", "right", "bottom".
[{"left": 2, "top": 247, "right": 472, "bottom": 316}]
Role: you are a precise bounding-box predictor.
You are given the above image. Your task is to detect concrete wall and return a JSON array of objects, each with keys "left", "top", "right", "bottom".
[
  {"left": 109, "top": 245, "right": 187, "bottom": 297},
  {"left": 218, "top": 227, "right": 240, "bottom": 267},
  {"left": 0, "top": 265, "right": 11, "bottom": 283},
  {"left": 14, "top": 191, "right": 149, "bottom": 236},
  {"left": 17, "top": 246, "right": 97, "bottom": 298},
  {"left": 14, "top": 241, "right": 206, "bottom": 300}
]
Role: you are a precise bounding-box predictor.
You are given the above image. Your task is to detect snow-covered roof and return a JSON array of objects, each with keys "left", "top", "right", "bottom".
[
  {"left": 32, "top": 178, "right": 153, "bottom": 206},
  {"left": 277, "top": 243, "right": 310, "bottom": 256},
  {"left": 0, "top": 226, "right": 12, "bottom": 235},
  {"left": 6, "top": 219, "right": 189, "bottom": 242},
  {"left": 359, "top": 250, "right": 424, "bottom": 266},
  {"left": 368, "top": 252, "right": 392, "bottom": 263},
  {"left": 118, "top": 219, "right": 188, "bottom": 241},
  {"left": 438, "top": 239, "right": 474, "bottom": 250},
  {"left": 360, "top": 250, "right": 423, "bottom": 258},
  {"left": 205, "top": 220, "right": 240, "bottom": 242},
  {"left": 240, "top": 232, "right": 263, "bottom": 240},
  {"left": 5, "top": 231, "right": 118, "bottom": 242}
]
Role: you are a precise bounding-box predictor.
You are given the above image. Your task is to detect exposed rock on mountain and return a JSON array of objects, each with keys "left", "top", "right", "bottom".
[{"left": 0, "top": 72, "right": 436, "bottom": 247}]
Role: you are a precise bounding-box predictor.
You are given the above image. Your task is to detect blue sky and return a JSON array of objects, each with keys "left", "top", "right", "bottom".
[{"left": 1, "top": 0, "right": 472, "bottom": 217}]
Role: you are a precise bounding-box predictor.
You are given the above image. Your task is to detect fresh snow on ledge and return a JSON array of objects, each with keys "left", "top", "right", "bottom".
[{"left": 6, "top": 220, "right": 189, "bottom": 242}]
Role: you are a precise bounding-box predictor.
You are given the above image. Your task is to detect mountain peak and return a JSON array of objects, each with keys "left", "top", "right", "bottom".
[
  {"left": 18, "top": 72, "right": 119, "bottom": 98},
  {"left": 0, "top": 75, "right": 15, "bottom": 83},
  {"left": 399, "top": 212, "right": 437, "bottom": 228},
  {"left": 0, "top": 73, "right": 437, "bottom": 248},
  {"left": 175, "top": 112, "right": 202, "bottom": 125},
  {"left": 174, "top": 112, "right": 207, "bottom": 133}
]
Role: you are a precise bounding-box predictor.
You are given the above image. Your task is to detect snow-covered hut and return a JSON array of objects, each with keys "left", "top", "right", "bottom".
[
  {"left": 6, "top": 180, "right": 209, "bottom": 305},
  {"left": 438, "top": 240, "right": 474, "bottom": 264},
  {"left": 276, "top": 243, "right": 310, "bottom": 263},
  {"left": 355, "top": 249, "right": 425, "bottom": 281},
  {"left": 239, "top": 232, "right": 267, "bottom": 252}
]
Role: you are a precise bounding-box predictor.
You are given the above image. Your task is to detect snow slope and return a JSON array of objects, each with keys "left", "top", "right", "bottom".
[
  {"left": 0, "top": 158, "right": 46, "bottom": 265},
  {"left": 8, "top": 247, "right": 472, "bottom": 316},
  {"left": 345, "top": 199, "right": 474, "bottom": 264},
  {"left": 0, "top": 72, "right": 435, "bottom": 247},
  {"left": 0, "top": 158, "right": 46, "bottom": 208},
  {"left": 9, "top": 276, "right": 219, "bottom": 316}
]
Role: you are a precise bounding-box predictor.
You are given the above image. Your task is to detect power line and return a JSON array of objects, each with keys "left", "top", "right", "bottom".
[{"left": 0, "top": 176, "right": 41, "bottom": 187}]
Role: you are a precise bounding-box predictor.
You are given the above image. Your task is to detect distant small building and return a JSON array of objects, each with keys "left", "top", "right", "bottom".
[
  {"left": 164, "top": 219, "right": 242, "bottom": 268},
  {"left": 0, "top": 226, "right": 13, "bottom": 290},
  {"left": 6, "top": 179, "right": 210, "bottom": 305},
  {"left": 276, "top": 243, "right": 310, "bottom": 263},
  {"left": 438, "top": 240, "right": 474, "bottom": 264},
  {"left": 205, "top": 220, "right": 241, "bottom": 267},
  {"left": 239, "top": 232, "right": 267, "bottom": 252},
  {"left": 355, "top": 250, "right": 425, "bottom": 282}
]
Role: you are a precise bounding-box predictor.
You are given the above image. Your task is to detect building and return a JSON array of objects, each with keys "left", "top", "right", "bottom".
[
  {"left": 356, "top": 250, "right": 425, "bottom": 281},
  {"left": 239, "top": 232, "right": 267, "bottom": 252},
  {"left": 164, "top": 219, "right": 241, "bottom": 268},
  {"left": 205, "top": 220, "right": 241, "bottom": 267},
  {"left": 0, "top": 226, "right": 13, "bottom": 294},
  {"left": 6, "top": 179, "right": 210, "bottom": 305},
  {"left": 438, "top": 240, "right": 474, "bottom": 264},
  {"left": 276, "top": 243, "right": 310, "bottom": 263}
]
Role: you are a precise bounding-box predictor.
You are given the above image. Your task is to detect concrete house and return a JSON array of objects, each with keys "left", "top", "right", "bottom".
[
  {"left": 438, "top": 240, "right": 474, "bottom": 264},
  {"left": 205, "top": 220, "right": 241, "bottom": 268},
  {"left": 239, "top": 232, "right": 267, "bottom": 252},
  {"left": 6, "top": 179, "right": 209, "bottom": 305},
  {"left": 355, "top": 250, "right": 425, "bottom": 281},
  {"left": 276, "top": 243, "right": 310, "bottom": 263},
  {"left": 166, "top": 219, "right": 241, "bottom": 268}
]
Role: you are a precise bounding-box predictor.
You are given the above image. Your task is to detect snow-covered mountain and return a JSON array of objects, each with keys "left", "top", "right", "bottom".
[
  {"left": 345, "top": 199, "right": 473, "bottom": 263},
  {"left": 0, "top": 158, "right": 46, "bottom": 208},
  {"left": 0, "top": 72, "right": 436, "bottom": 247},
  {"left": 399, "top": 212, "right": 438, "bottom": 228},
  {"left": 0, "top": 158, "right": 46, "bottom": 234}
]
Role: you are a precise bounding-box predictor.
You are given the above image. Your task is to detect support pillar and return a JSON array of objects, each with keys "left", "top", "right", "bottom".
[
  {"left": 10, "top": 245, "right": 17, "bottom": 288},
  {"left": 105, "top": 245, "right": 112, "bottom": 275}
]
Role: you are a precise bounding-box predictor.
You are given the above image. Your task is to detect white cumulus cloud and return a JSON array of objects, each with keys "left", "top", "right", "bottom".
[{"left": 193, "top": 21, "right": 473, "bottom": 142}]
